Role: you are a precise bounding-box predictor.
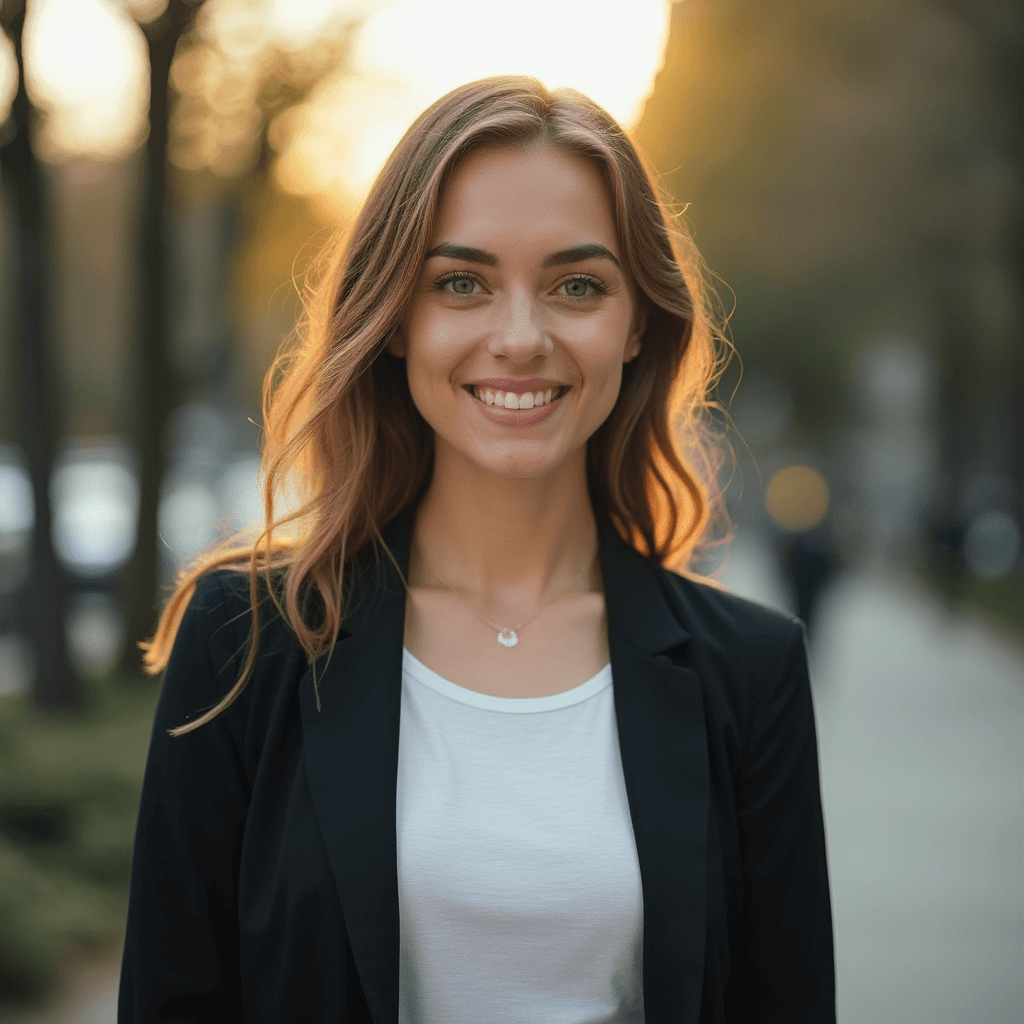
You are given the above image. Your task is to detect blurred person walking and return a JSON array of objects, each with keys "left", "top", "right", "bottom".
[{"left": 777, "top": 519, "right": 842, "bottom": 639}]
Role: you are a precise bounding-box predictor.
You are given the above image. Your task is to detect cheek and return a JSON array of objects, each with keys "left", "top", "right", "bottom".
[
  {"left": 404, "top": 351, "right": 444, "bottom": 424},
  {"left": 572, "top": 322, "right": 633, "bottom": 429},
  {"left": 574, "top": 317, "right": 632, "bottom": 386},
  {"left": 407, "top": 337, "right": 461, "bottom": 390},
  {"left": 401, "top": 326, "right": 468, "bottom": 423},
  {"left": 588, "top": 364, "right": 626, "bottom": 425},
  {"left": 402, "top": 310, "right": 443, "bottom": 380}
]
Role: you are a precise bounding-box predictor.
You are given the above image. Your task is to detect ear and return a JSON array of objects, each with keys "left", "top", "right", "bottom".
[
  {"left": 623, "top": 305, "right": 648, "bottom": 363},
  {"left": 386, "top": 328, "right": 407, "bottom": 359}
]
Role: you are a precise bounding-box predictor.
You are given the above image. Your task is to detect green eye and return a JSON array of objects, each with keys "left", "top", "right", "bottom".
[
  {"left": 562, "top": 276, "right": 603, "bottom": 299},
  {"left": 445, "top": 276, "right": 477, "bottom": 295}
]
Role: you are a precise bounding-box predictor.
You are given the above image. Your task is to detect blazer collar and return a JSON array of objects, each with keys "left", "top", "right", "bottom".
[{"left": 299, "top": 502, "right": 709, "bottom": 1024}]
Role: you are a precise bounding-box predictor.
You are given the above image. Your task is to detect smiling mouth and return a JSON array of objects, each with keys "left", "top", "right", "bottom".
[{"left": 465, "top": 385, "right": 569, "bottom": 409}]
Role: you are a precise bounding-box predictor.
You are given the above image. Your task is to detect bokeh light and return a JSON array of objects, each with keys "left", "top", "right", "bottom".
[
  {"left": 765, "top": 465, "right": 831, "bottom": 532},
  {"left": 51, "top": 454, "right": 140, "bottom": 577},
  {"left": 0, "top": 462, "right": 33, "bottom": 540},
  {"left": 168, "top": 0, "right": 364, "bottom": 178},
  {"left": 964, "top": 510, "right": 1021, "bottom": 581},
  {"left": 23, "top": 0, "right": 149, "bottom": 161},
  {"left": 157, "top": 477, "right": 221, "bottom": 562},
  {"left": 264, "top": 0, "right": 374, "bottom": 52},
  {"left": 0, "top": 30, "right": 16, "bottom": 128},
  {"left": 124, "top": 0, "right": 170, "bottom": 24},
  {"left": 66, "top": 592, "right": 125, "bottom": 677}
]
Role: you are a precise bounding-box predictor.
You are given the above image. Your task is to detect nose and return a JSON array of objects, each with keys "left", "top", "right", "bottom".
[{"left": 487, "top": 292, "right": 551, "bottom": 363}]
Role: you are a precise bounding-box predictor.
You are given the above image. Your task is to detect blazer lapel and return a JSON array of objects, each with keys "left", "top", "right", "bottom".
[
  {"left": 300, "top": 508, "right": 416, "bottom": 1024},
  {"left": 301, "top": 507, "right": 708, "bottom": 1024},
  {"left": 599, "top": 516, "right": 709, "bottom": 1024}
]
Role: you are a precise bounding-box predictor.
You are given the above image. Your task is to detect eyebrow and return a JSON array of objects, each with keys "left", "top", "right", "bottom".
[
  {"left": 424, "top": 243, "right": 498, "bottom": 266},
  {"left": 543, "top": 243, "right": 620, "bottom": 269},
  {"left": 423, "top": 242, "right": 620, "bottom": 269}
]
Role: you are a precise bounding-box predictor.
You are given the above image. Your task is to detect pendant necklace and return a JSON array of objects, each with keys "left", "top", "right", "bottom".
[{"left": 415, "top": 546, "right": 595, "bottom": 648}]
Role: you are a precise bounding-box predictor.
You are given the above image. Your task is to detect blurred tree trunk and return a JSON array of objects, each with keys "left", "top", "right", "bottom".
[
  {"left": 930, "top": 271, "right": 974, "bottom": 593},
  {"left": 942, "top": 0, "right": 1024, "bottom": 574},
  {"left": 118, "top": 0, "right": 200, "bottom": 678},
  {"left": 1001, "top": 27, "right": 1024, "bottom": 578},
  {"left": 0, "top": 0, "right": 81, "bottom": 709},
  {"left": 1010, "top": 220, "right": 1024, "bottom": 583}
]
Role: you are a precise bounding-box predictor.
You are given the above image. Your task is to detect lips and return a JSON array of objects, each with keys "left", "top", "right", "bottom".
[{"left": 465, "top": 377, "right": 567, "bottom": 393}]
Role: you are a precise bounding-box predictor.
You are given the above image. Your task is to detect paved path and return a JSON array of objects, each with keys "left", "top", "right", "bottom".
[
  {"left": 66, "top": 533, "right": 1024, "bottom": 1023},
  {"left": 719, "top": 531, "right": 1024, "bottom": 1024},
  {"left": 56, "top": 984, "right": 116, "bottom": 1024}
]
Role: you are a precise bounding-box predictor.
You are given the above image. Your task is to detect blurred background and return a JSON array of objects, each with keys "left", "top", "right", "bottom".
[{"left": 0, "top": 0, "right": 1020, "bottom": 1021}]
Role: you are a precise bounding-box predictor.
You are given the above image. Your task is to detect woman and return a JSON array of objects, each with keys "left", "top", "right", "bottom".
[{"left": 119, "top": 77, "right": 835, "bottom": 1023}]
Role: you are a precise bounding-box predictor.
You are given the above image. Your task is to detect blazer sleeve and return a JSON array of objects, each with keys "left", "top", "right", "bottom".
[
  {"left": 118, "top": 572, "right": 251, "bottom": 1023},
  {"left": 728, "top": 619, "right": 836, "bottom": 1023}
]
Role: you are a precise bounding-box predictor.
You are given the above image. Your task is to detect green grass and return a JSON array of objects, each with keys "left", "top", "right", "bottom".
[
  {"left": 958, "top": 572, "right": 1024, "bottom": 644},
  {"left": 918, "top": 561, "right": 1024, "bottom": 646},
  {"left": 0, "top": 673, "right": 160, "bottom": 1004}
]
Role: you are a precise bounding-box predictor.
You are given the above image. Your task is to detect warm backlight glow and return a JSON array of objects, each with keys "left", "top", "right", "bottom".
[
  {"left": 23, "top": 0, "right": 149, "bottom": 161},
  {"left": 265, "top": 0, "right": 376, "bottom": 51},
  {"left": 13, "top": 0, "right": 670, "bottom": 196},
  {"left": 765, "top": 465, "right": 831, "bottom": 532},
  {"left": 274, "top": 0, "right": 672, "bottom": 219},
  {"left": 0, "top": 31, "right": 16, "bottom": 128}
]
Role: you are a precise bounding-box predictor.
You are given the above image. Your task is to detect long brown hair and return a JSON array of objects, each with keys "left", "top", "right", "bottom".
[{"left": 144, "top": 76, "right": 732, "bottom": 736}]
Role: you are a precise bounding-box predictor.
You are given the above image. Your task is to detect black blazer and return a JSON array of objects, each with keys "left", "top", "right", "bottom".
[{"left": 119, "top": 504, "right": 835, "bottom": 1023}]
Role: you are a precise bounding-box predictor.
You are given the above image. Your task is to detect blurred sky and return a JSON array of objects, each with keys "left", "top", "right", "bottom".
[{"left": 2, "top": 0, "right": 673, "bottom": 215}]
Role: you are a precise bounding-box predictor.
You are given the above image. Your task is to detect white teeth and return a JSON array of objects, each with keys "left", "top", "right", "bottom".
[{"left": 471, "top": 386, "right": 563, "bottom": 408}]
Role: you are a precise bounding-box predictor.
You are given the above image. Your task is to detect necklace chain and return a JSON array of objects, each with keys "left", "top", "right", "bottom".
[{"left": 415, "top": 544, "right": 595, "bottom": 648}]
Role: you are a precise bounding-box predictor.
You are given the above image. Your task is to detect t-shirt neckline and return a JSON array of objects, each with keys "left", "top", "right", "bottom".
[{"left": 402, "top": 647, "right": 612, "bottom": 714}]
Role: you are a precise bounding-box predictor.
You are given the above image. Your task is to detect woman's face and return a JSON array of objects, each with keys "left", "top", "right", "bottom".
[{"left": 390, "top": 143, "right": 645, "bottom": 480}]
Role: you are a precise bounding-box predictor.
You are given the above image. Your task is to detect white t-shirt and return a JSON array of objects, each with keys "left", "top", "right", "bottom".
[{"left": 396, "top": 648, "right": 645, "bottom": 1024}]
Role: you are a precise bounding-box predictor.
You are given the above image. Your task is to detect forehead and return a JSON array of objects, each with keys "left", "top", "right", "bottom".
[{"left": 431, "top": 144, "right": 619, "bottom": 254}]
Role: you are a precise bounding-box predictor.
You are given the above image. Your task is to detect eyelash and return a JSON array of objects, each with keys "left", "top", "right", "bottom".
[{"left": 435, "top": 271, "right": 607, "bottom": 299}]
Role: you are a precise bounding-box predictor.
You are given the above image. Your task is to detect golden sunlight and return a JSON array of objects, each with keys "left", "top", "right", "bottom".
[
  {"left": 23, "top": 0, "right": 149, "bottom": 162},
  {"left": 0, "top": 30, "right": 16, "bottom": 128},
  {"left": 264, "top": 0, "right": 376, "bottom": 52},
  {"left": 273, "top": 0, "right": 673, "bottom": 220},
  {"left": 13, "top": 0, "right": 670, "bottom": 200}
]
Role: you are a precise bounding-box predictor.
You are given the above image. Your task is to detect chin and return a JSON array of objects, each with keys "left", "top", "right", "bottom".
[
  {"left": 473, "top": 448, "right": 567, "bottom": 481},
  {"left": 483, "top": 460, "right": 558, "bottom": 480}
]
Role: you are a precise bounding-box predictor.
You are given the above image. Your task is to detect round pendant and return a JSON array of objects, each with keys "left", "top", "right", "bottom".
[{"left": 497, "top": 628, "right": 518, "bottom": 647}]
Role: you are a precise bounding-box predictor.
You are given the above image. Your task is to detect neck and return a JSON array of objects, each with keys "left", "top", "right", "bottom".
[{"left": 411, "top": 443, "right": 600, "bottom": 611}]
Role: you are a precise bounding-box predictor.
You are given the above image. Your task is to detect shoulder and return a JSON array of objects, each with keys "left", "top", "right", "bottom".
[
  {"left": 651, "top": 566, "right": 815, "bottom": 754},
  {"left": 186, "top": 569, "right": 250, "bottom": 639},
  {"left": 177, "top": 568, "right": 303, "bottom": 670},
  {"left": 655, "top": 563, "right": 804, "bottom": 678},
  {"left": 159, "top": 569, "right": 309, "bottom": 740}
]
